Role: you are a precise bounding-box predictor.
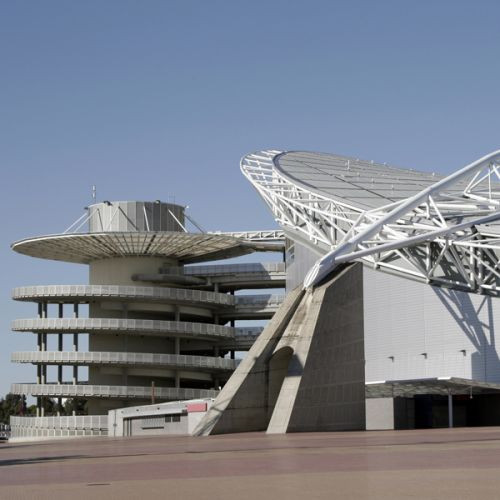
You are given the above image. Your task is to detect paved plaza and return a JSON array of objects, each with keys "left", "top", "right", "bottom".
[{"left": 1, "top": 428, "right": 500, "bottom": 498}]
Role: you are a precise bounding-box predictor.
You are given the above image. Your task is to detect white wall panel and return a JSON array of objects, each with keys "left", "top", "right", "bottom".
[{"left": 363, "top": 267, "right": 500, "bottom": 383}]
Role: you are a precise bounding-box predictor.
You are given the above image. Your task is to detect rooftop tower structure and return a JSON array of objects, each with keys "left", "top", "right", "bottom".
[{"left": 10, "top": 200, "right": 285, "bottom": 440}]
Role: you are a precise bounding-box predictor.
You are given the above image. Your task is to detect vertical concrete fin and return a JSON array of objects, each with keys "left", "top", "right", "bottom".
[
  {"left": 192, "top": 286, "right": 305, "bottom": 436},
  {"left": 193, "top": 262, "right": 365, "bottom": 436},
  {"left": 268, "top": 263, "right": 366, "bottom": 433},
  {"left": 266, "top": 288, "right": 326, "bottom": 433}
]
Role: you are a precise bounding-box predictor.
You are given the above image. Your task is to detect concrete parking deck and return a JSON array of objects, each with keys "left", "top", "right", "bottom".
[{"left": 1, "top": 427, "right": 500, "bottom": 499}]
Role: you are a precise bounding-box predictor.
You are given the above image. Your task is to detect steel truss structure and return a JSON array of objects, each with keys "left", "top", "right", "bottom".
[
  {"left": 64, "top": 205, "right": 284, "bottom": 244},
  {"left": 208, "top": 230, "right": 285, "bottom": 243},
  {"left": 242, "top": 149, "right": 500, "bottom": 295}
]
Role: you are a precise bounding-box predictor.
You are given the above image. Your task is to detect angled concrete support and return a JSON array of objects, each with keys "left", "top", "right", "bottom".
[
  {"left": 268, "top": 262, "right": 365, "bottom": 433},
  {"left": 193, "top": 263, "right": 366, "bottom": 436},
  {"left": 192, "top": 286, "right": 305, "bottom": 435}
]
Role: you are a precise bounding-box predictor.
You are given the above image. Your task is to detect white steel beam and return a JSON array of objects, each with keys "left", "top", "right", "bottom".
[{"left": 241, "top": 149, "right": 500, "bottom": 295}]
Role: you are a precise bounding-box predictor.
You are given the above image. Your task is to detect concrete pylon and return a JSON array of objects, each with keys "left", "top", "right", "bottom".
[{"left": 193, "top": 263, "right": 365, "bottom": 435}]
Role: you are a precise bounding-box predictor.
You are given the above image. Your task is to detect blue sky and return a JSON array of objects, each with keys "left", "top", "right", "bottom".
[{"left": 1, "top": 0, "right": 500, "bottom": 395}]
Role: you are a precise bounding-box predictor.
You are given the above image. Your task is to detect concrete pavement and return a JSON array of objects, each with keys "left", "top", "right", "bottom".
[{"left": 1, "top": 427, "right": 500, "bottom": 499}]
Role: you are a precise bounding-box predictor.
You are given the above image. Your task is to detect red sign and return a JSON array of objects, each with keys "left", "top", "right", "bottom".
[{"left": 187, "top": 402, "right": 207, "bottom": 413}]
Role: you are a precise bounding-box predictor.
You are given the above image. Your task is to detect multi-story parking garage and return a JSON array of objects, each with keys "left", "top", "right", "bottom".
[{"left": 9, "top": 200, "right": 285, "bottom": 440}]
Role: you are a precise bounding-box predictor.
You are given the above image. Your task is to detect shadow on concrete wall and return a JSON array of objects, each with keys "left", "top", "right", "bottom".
[
  {"left": 434, "top": 287, "right": 498, "bottom": 381},
  {"left": 267, "top": 347, "right": 294, "bottom": 420}
]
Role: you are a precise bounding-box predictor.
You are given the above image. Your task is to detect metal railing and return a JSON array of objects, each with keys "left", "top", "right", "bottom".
[
  {"left": 10, "top": 415, "right": 108, "bottom": 431},
  {"left": 234, "top": 326, "right": 263, "bottom": 336},
  {"left": 220, "top": 327, "right": 263, "bottom": 349},
  {"left": 162, "top": 262, "right": 286, "bottom": 277},
  {"left": 12, "top": 286, "right": 284, "bottom": 312},
  {"left": 12, "top": 284, "right": 234, "bottom": 307},
  {"left": 12, "top": 318, "right": 234, "bottom": 339},
  {"left": 234, "top": 294, "right": 284, "bottom": 307},
  {"left": 11, "top": 351, "right": 238, "bottom": 371},
  {"left": 11, "top": 383, "right": 219, "bottom": 400}
]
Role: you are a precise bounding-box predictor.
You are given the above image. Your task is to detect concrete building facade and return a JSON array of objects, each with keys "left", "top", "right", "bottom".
[
  {"left": 194, "top": 263, "right": 366, "bottom": 436},
  {"left": 225, "top": 149, "right": 500, "bottom": 432},
  {"left": 108, "top": 398, "right": 214, "bottom": 438}
]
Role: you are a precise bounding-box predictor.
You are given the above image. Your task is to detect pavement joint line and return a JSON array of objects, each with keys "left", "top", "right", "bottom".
[{"left": 6, "top": 436, "right": 500, "bottom": 457}]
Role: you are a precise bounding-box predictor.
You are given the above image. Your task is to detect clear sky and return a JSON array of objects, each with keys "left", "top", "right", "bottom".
[{"left": 1, "top": 0, "right": 500, "bottom": 396}]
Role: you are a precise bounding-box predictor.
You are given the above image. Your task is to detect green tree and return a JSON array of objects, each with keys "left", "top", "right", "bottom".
[
  {"left": 63, "top": 398, "right": 88, "bottom": 416},
  {"left": 0, "top": 394, "right": 26, "bottom": 424},
  {"left": 40, "top": 397, "right": 56, "bottom": 415}
]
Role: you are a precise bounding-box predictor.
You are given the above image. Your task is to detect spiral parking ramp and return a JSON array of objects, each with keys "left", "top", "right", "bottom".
[{"left": 9, "top": 200, "right": 285, "bottom": 440}]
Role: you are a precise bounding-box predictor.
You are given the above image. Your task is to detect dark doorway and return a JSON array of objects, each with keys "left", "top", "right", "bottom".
[{"left": 394, "top": 393, "right": 500, "bottom": 429}]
